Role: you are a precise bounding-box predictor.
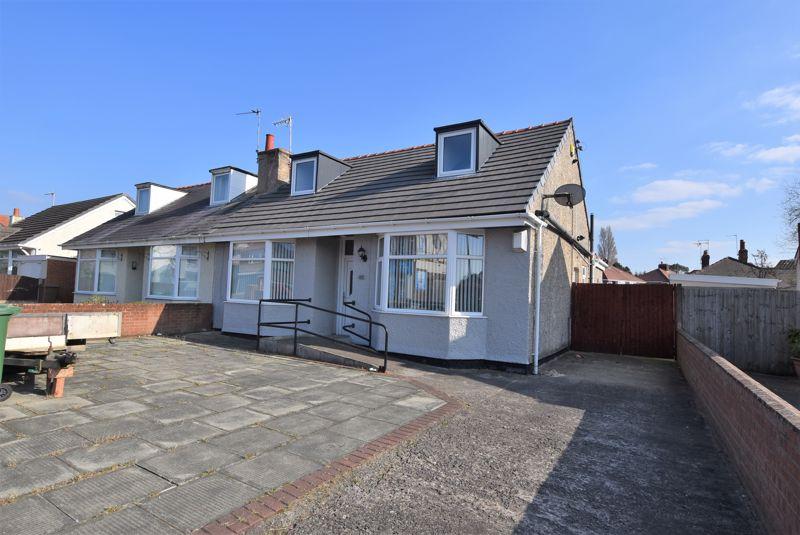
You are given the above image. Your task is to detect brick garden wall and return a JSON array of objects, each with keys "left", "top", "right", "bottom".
[
  {"left": 19, "top": 302, "right": 212, "bottom": 337},
  {"left": 677, "top": 330, "right": 800, "bottom": 534}
]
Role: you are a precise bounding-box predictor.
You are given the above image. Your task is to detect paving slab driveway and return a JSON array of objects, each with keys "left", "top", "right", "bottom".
[
  {"left": 257, "top": 352, "right": 764, "bottom": 534},
  {"left": 0, "top": 337, "right": 443, "bottom": 534}
]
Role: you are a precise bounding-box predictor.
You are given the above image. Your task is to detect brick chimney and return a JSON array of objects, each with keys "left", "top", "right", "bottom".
[
  {"left": 10, "top": 208, "right": 23, "bottom": 224},
  {"left": 738, "top": 239, "right": 748, "bottom": 263},
  {"left": 701, "top": 249, "right": 710, "bottom": 268},
  {"left": 658, "top": 262, "right": 668, "bottom": 270},
  {"left": 256, "top": 134, "right": 291, "bottom": 194}
]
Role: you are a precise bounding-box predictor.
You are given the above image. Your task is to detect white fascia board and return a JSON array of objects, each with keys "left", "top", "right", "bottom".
[
  {"left": 670, "top": 273, "right": 780, "bottom": 288},
  {"left": 202, "top": 213, "right": 538, "bottom": 243},
  {"left": 68, "top": 213, "right": 546, "bottom": 250}
]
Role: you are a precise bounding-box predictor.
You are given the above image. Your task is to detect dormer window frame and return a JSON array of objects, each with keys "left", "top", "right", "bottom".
[
  {"left": 211, "top": 171, "right": 232, "bottom": 205},
  {"left": 437, "top": 127, "right": 477, "bottom": 178},
  {"left": 135, "top": 187, "right": 151, "bottom": 215},
  {"left": 291, "top": 156, "right": 317, "bottom": 196}
]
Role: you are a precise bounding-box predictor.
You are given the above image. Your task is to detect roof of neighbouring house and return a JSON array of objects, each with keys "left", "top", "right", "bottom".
[
  {"left": 0, "top": 194, "right": 130, "bottom": 248},
  {"left": 639, "top": 267, "right": 672, "bottom": 283},
  {"left": 65, "top": 119, "right": 573, "bottom": 247},
  {"left": 603, "top": 265, "right": 644, "bottom": 283},
  {"left": 775, "top": 258, "right": 796, "bottom": 270}
]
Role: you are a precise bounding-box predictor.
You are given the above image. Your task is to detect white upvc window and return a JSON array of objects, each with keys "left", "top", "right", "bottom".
[
  {"left": 0, "top": 250, "right": 21, "bottom": 275},
  {"left": 211, "top": 172, "right": 231, "bottom": 204},
  {"left": 227, "top": 240, "right": 295, "bottom": 302},
  {"left": 437, "top": 128, "right": 476, "bottom": 177},
  {"left": 135, "top": 188, "right": 151, "bottom": 215},
  {"left": 454, "top": 233, "right": 485, "bottom": 313},
  {"left": 376, "top": 230, "right": 485, "bottom": 316},
  {"left": 291, "top": 157, "right": 316, "bottom": 195},
  {"left": 76, "top": 249, "right": 118, "bottom": 294},
  {"left": 147, "top": 245, "right": 200, "bottom": 299}
]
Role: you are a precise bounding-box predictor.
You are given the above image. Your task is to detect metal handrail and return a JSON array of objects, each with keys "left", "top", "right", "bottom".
[{"left": 257, "top": 298, "right": 388, "bottom": 372}]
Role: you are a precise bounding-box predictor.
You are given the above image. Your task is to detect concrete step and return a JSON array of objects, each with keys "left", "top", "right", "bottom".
[{"left": 259, "top": 336, "right": 387, "bottom": 372}]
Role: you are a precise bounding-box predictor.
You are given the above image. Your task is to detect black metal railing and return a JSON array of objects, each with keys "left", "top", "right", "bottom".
[{"left": 256, "top": 298, "right": 389, "bottom": 372}]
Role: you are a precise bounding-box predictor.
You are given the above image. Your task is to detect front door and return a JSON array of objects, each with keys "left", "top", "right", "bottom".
[{"left": 337, "top": 238, "right": 370, "bottom": 342}]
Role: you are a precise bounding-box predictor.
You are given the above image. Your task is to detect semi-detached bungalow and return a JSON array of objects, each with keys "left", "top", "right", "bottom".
[{"left": 64, "top": 118, "right": 599, "bottom": 371}]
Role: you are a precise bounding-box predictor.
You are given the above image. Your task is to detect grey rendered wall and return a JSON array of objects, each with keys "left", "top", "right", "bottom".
[
  {"left": 74, "top": 246, "right": 144, "bottom": 303},
  {"left": 531, "top": 123, "right": 592, "bottom": 357},
  {"left": 484, "top": 227, "right": 534, "bottom": 363},
  {"left": 221, "top": 237, "right": 339, "bottom": 336},
  {"left": 211, "top": 242, "right": 228, "bottom": 329}
]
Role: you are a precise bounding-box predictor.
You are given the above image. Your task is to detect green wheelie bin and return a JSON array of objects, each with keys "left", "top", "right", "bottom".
[{"left": 0, "top": 304, "right": 21, "bottom": 402}]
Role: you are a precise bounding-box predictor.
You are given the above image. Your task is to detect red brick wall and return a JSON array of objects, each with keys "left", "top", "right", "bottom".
[
  {"left": 677, "top": 331, "right": 800, "bottom": 534},
  {"left": 19, "top": 302, "right": 212, "bottom": 337}
]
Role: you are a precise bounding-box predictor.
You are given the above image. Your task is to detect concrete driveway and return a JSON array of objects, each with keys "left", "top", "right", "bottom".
[
  {"left": 257, "top": 352, "right": 764, "bottom": 534},
  {"left": 0, "top": 337, "right": 444, "bottom": 534}
]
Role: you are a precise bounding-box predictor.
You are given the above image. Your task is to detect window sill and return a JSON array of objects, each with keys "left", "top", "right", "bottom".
[
  {"left": 372, "top": 308, "right": 486, "bottom": 319},
  {"left": 225, "top": 299, "right": 294, "bottom": 306},
  {"left": 74, "top": 291, "right": 117, "bottom": 296},
  {"left": 145, "top": 295, "right": 199, "bottom": 301}
]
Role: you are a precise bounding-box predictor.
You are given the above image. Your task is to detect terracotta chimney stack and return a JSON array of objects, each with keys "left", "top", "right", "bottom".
[
  {"left": 701, "top": 250, "right": 710, "bottom": 269},
  {"left": 738, "top": 240, "right": 748, "bottom": 263},
  {"left": 10, "top": 208, "right": 23, "bottom": 224}
]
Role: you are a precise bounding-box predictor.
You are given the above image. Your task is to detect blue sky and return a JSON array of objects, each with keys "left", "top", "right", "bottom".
[{"left": 1, "top": 0, "right": 799, "bottom": 272}]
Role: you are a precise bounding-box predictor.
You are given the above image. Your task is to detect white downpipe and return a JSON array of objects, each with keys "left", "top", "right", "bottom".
[{"left": 533, "top": 222, "right": 543, "bottom": 375}]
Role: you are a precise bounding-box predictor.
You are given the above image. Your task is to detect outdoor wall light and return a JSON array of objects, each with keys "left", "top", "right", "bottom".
[
  {"left": 357, "top": 246, "right": 368, "bottom": 262},
  {"left": 131, "top": 260, "right": 137, "bottom": 271}
]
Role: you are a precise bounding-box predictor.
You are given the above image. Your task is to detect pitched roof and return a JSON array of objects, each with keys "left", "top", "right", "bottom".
[
  {"left": 0, "top": 194, "right": 129, "bottom": 248},
  {"left": 63, "top": 184, "right": 234, "bottom": 247},
  {"left": 639, "top": 267, "right": 672, "bottom": 283},
  {"left": 775, "top": 258, "right": 796, "bottom": 270},
  {"left": 603, "top": 265, "right": 644, "bottom": 283},
  {"left": 65, "top": 119, "right": 572, "bottom": 247}
]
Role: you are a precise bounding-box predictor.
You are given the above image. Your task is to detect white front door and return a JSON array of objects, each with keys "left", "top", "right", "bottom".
[{"left": 337, "top": 238, "right": 370, "bottom": 342}]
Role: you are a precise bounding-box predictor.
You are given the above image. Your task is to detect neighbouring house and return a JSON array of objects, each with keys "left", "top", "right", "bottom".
[
  {"left": 690, "top": 240, "right": 789, "bottom": 289},
  {"left": 639, "top": 263, "right": 673, "bottom": 283},
  {"left": 64, "top": 118, "right": 596, "bottom": 368},
  {"left": 603, "top": 265, "right": 644, "bottom": 284},
  {"left": 670, "top": 273, "right": 780, "bottom": 289},
  {"left": 0, "top": 195, "right": 135, "bottom": 301}
]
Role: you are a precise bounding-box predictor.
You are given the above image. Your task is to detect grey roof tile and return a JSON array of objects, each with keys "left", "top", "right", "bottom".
[
  {"left": 65, "top": 120, "right": 570, "bottom": 247},
  {"left": 0, "top": 194, "right": 128, "bottom": 247}
]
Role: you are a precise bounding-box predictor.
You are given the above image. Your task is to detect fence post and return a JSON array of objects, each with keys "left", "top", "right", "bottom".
[{"left": 293, "top": 303, "right": 299, "bottom": 356}]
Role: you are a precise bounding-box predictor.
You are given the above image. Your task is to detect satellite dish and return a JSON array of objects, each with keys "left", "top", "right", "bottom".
[{"left": 552, "top": 184, "right": 586, "bottom": 207}]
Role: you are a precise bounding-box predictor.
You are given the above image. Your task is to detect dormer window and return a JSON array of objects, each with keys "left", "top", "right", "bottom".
[
  {"left": 292, "top": 158, "right": 317, "bottom": 195},
  {"left": 135, "top": 187, "right": 150, "bottom": 215},
  {"left": 211, "top": 172, "right": 231, "bottom": 204},
  {"left": 434, "top": 120, "right": 500, "bottom": 178}
]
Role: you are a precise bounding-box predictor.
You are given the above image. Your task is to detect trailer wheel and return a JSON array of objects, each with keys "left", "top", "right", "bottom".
[{"left": 0, "top": 384, "right": 11, "bottom": 402}]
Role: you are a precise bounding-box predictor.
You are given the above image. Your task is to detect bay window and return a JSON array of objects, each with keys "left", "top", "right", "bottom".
[
  {"left": 77, "top": 249, "right": 118, "bottom": 293},
  {"left": 376, "top": 231, "right": 484, "bottom": 315},
  {"left": 148, "top": 245, "right": 199, "bottom": 299},
  {"left": 228, "top": 240, "right": 295, "bottom": 301}
]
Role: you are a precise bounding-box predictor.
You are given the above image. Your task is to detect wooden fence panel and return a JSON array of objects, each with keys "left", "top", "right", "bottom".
[
  {"left": 677, "top": 287, "right": 797, "bottom": 375},
  {"left": 571, "top": 284, "right": 676, "bottom": 358},
  {"left": 0, "top": 275, "right": 39, "bottom": 302}
]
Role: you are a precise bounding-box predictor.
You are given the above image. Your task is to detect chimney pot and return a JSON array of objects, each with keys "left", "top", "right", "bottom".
[
  {"left": 13, "top": 208, "right": 20, "bottom": 217},
  {"left": 701, "top": 249, "right": 710, "bottom": 269},
  {"left": 265, "top": 134, "right": 275, "bottom": 151}
]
